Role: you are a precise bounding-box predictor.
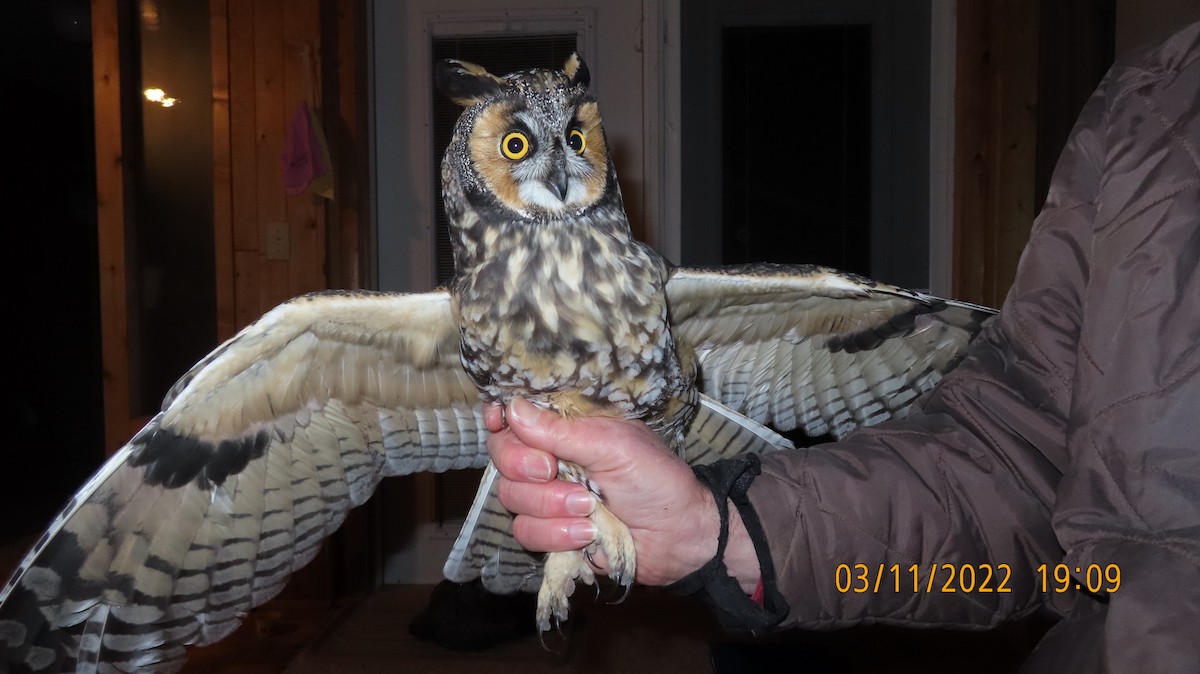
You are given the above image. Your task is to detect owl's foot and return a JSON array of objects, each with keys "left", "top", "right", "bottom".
[
  {"left": 587, "top": 500, "right": 636, "bottom": 602},
  {"left": 534, "top": 501, "right": 637, "bottom": 633},
  {"left": 536, "top": 549, "right": 594, "bottom": 633}
]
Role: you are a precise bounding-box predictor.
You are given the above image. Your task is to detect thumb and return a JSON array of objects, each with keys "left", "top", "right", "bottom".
[{"left": 505, "top": 397, "right": 596, "bottom": 466}]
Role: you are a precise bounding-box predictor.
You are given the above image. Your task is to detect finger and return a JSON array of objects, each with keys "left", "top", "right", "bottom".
[
  {"left": 497, "top": 477, "right": 595, "bottom": 519},
  {"left": 484, "top": 402, "right": 506, "bottom": 432},
  {"left": 511, "top": 514, "right": 596, "bottom": 552},
  {"left": 488, "top": 428, "right": 557, "bottom": 482}
]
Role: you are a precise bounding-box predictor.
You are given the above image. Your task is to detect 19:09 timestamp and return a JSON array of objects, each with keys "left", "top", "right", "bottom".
[{"left": 1037, "top": 563, "right": 1120, "bottom": 594}]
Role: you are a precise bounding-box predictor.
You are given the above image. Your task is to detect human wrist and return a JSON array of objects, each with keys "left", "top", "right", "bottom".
[
  {"left": 670, "top": 478, "right": 726, "bottom": 583},
  {"left": 665, "top": 454, "right": 786, "bottom": 630},
  {"left": 682, "top": 487, "right": 761, "bottom": 593},
  {"left": 681, "top": 469, "right": 761, "bottom": 593}
]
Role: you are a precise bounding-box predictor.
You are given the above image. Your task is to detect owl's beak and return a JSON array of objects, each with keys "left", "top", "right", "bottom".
[{"left": 545, "top": 151, "right": 569, "bottom": 202}]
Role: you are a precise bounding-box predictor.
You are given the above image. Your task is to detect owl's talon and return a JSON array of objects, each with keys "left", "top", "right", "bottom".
[
  {"left": 588, "top": 500, "right": 638, "bottom": 592},
  {"left": 536, "top": 624, "right": 569, "bottom": 655},
  {"left": 608, "top": 580, "right": 633, "bottom": 605}
]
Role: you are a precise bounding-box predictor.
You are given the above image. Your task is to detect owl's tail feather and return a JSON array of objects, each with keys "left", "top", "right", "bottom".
[{"left": 443, "top": 464, "right": 544, "bottom": 594}]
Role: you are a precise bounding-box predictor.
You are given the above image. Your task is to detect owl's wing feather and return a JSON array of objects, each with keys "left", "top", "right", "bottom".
[
  {"left": 0, "top": 289, "right": 488, "bottom": 673},
  {"left": 667, "top": 264, "right": 995, "bottom": 439}
]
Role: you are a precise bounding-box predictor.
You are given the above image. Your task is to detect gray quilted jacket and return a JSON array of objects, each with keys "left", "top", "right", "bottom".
[{"left": 743, "top": 21, "right": 1200, "bottom": 673}]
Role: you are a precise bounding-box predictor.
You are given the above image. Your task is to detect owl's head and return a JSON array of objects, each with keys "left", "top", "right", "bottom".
[{"left": 436, "top": 54, "right": 616, "bottom": 219}]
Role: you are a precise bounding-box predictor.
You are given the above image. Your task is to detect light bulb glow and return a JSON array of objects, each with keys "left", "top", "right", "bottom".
[{"left": 144, "top": 88, "right": 179, "bottom": 107}]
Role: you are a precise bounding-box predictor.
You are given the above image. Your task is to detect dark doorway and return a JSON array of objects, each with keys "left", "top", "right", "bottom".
[{"left": 721, "top": 25, "right": 872, "bottom": 275}]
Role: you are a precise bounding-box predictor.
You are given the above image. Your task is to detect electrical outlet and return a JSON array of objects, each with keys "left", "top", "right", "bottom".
[{"left": 266, "top": 222, "right": 290, "bottom": 260}]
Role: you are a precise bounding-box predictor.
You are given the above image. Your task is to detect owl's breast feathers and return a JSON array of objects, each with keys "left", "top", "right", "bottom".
[
  {"left": 437, "top": 55, "right": 696, "bottom": 441},
  {"left": 452, "top": 221, "right": 694, "bottom": 440}
]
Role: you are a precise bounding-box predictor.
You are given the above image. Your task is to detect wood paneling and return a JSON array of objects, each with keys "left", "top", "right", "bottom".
[
  {"left": 223, "top": 0, "right": 359, "bottom": 603},
  {"left": 952, "top": 0, "right": 1118, "bottom": 309},
  {"left": 212, "top": 0, "right": 236, "bottom": 341},
  {"left": 220, "top": 0, "right": 336, "bottom": 329},
  {"left": 323, "top": 0, "right": 370, "bottom": 290},
  {"left": 952, "top": 0, "right": 1041, "bottom": 309},
  {"left": 92, "top": 0, "right": 138, "bottom": 454},
  {"left": 95, "top": 0, "right": 354, "bottom": 452}
]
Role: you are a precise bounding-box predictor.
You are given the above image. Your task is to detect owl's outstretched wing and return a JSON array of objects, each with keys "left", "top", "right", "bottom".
[
  {"left": 667, "top": 264, "right": 996, "bottom": 440},
  {"left": 0, "top": 289, "right": 486, "bottom": 673}
]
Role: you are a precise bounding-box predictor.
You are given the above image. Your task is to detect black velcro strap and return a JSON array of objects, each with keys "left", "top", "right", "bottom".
[{"left": 666, "top": 454, "right": 788, "bottom": 632}]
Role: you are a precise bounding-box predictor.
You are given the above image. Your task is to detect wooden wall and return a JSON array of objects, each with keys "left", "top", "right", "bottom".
[
  {"left": 951, "top": 0, "right": 1041, "bottom": 308},
  {"left": 952, "top": 0, "right": 1115, "bottom": 308},
  {"left": 214, "top": 0, "right": 372, "bottom": 603},
  {"left": 92, "top": 0, "right": 134, "bottom": 452},
  {"left": 214, "top": 0, "right": 365, "bottom": 341}
]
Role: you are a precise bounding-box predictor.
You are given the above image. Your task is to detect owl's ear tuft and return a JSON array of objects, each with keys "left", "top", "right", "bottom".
[
  {"left": 564, "top": 53, "right": 590, "bottom": 89},
  {"left": 436, "top": 59, "right": 506, "bottom": 107}
]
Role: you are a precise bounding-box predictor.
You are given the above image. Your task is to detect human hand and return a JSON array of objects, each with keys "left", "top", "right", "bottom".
[{"left": 486, "top": 398, "right": 760, "bottom": 591}]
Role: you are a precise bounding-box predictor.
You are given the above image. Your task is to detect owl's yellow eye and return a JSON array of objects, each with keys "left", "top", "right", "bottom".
[
  {"left": 501, "top": 132, "right": 530, "bottom": 160},
  {"left": 567, "top": 128, "right": 586, "bottom": 155}
]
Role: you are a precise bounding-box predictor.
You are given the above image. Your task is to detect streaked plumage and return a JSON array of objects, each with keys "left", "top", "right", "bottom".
[{"left": 0, "top": 55, "right": 994, "bottom": 672}]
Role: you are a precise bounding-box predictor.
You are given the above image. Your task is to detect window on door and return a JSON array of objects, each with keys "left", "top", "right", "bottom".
[{"left": 429, "top": 34, "right": 579, "bottom": 286}]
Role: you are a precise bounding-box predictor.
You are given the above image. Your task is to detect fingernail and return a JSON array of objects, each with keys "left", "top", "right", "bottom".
[
  {"left": 565, "top": 491, "right": 595, "bottom": 516},
  {"left": 508, "top": 397, "right": 542, "bottom": 424},
  {"left": 523, "top": 454, "right": 555, "bottom": 481},
  {"left": 569, "top": 521, "right": 597, "bottom": 545}
]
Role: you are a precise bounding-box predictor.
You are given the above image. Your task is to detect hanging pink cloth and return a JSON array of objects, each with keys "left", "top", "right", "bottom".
[{"left": 280, "top": 102, "right": 333, "bottom": 199}]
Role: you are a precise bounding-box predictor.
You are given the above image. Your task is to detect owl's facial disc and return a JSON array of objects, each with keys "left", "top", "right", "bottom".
[{"left": 468, "top": 100, "right": 609, "bottom": 217}]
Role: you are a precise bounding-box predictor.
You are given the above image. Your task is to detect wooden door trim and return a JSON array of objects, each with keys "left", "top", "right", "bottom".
[
  {"left": 93, "top": 0, "right": 235, "bottom": 453},
  {"left": 212, "top": 0, "right": 237, "bottom": 343},
  {"left": 92, "top": 0, "right": 134, "bottom": 454}
]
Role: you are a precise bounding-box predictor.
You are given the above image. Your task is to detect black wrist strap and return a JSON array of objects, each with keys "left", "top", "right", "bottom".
[{"left": 666, "top": 454, "right": 788, "bottom": 632}]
